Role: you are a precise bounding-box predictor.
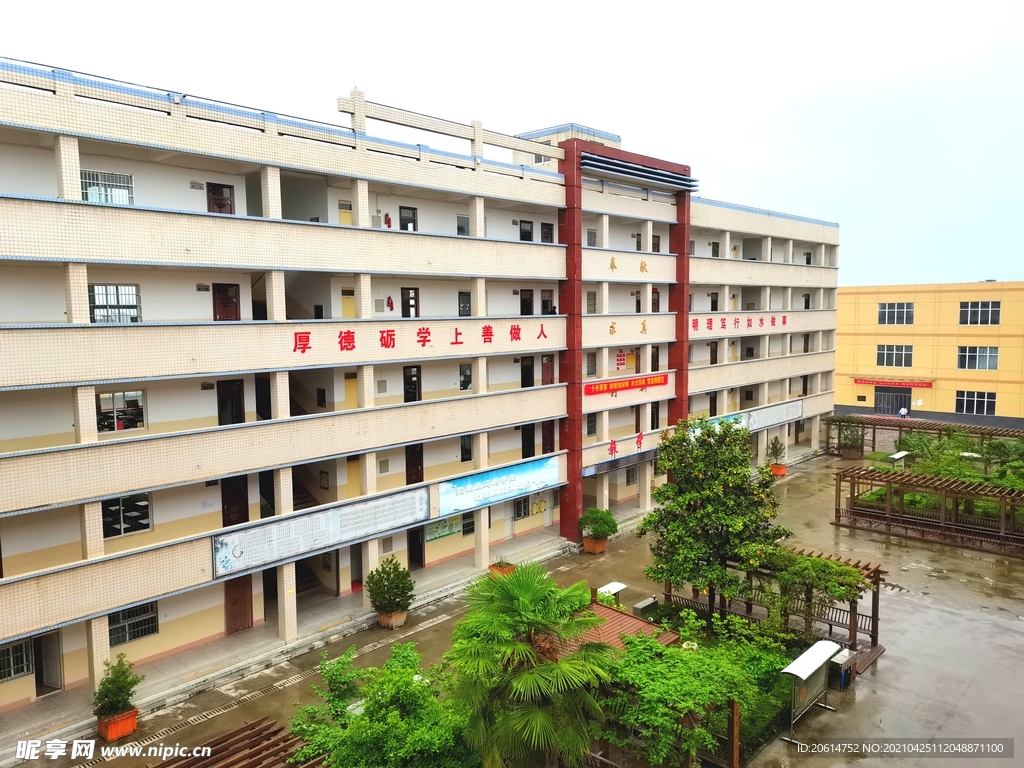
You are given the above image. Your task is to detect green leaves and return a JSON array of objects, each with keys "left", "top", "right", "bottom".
[
  {"left": 639, "top": 417, "right": 789, "bottom": 630},
  {"left": 445, "top": 563, "right": 616, "bottom": 768},
  {"left": 365, "top": 555, "right": 415, "bottom": 615},
  {"left": 92, "top": 653, "right": 144, "bottom": 718},
  {"left": 289, "top": 644, "right": 479, "bottom": 768}
]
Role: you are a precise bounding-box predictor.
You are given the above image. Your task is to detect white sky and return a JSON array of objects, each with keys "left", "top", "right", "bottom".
[{"left": 2, "top": 0, "right": 1022, "bottom": 286}]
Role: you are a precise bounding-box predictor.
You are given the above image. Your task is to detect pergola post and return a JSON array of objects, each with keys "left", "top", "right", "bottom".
[
  {"left": 745, "top": 571, "right": 754, "bottom": 614},
  {"left": 727, "top": 700, "right": 741, "bottom": 768},
  {"left": 871, "top": 425, "right": 877, "bottom": 451},
  {"left": 939, "top": 489, "right": 946, "bottom": 527},
  {"left": 870, "top": 571, "right": 880, "bottom": 647},
  {"left": 999, "top": 497, "right": 1007, "bottom": 542},
  {"left": 885, "top": 480, "right": 892, "bottom": 531},
  {"left": 835, "top": 471, "right": 843, "bottom": 523},
  {"left": 848, "top": 599, "right": 859, "bottom": 650}
]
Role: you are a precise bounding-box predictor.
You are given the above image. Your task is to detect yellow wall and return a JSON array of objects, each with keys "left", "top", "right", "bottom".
[
  {"left": 0, "top": 674, "right": 34, "bottom": 712},
  {"left": 425, "top": 531, "right": 474, "bottom": 566},
  {"left": 836, "top": 282, "right": 1024, "bottom": 418},
  {"left": 117, "top": 603, "right": 225, "bottom": 666}
]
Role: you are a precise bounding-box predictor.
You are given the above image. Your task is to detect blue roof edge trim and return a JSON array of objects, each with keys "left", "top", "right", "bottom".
[
  {"left": 516, "top": 123, "right": 622, "bottom": 143},
  {"left": 694, "top": 197, "right": 840, "bottom": 229}
]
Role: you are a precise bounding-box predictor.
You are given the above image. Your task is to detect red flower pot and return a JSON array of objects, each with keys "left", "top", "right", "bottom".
[
  {"left": 582, "top": 537, "right": 607, "bottom": 554},
  {"left": 97, "top": 709, "right": 138, "bottom": 742}
]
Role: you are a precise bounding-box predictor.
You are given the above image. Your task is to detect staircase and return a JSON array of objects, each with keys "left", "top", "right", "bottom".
[
  {"left": 292, "top": 478, "right": 318, "bottom": 511},
  {"left": 290, "top": 398, "right": 307, "bottom": 417}
]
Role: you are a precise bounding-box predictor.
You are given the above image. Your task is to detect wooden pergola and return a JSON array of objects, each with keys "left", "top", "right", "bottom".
[
  {"left": 835, "top": 466, "right": 1024, "bottom": 556},
  {"left": 152, "top": 718, "right": 322, "bottom": 768},
  {"left": 663, "top": 547, "right": 886, "bottom": 660},
  {"left": 824, "top": 414, "right": 1024, "bottom": 459}
]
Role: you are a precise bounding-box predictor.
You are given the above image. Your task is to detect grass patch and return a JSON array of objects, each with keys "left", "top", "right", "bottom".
[{"left": 865, "top": 451, "right": 891, "bottom": 461}]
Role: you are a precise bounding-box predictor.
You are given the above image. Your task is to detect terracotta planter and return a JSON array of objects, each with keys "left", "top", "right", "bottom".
[
  {"left": 97, "top": 709, "right": 138, "bottom": 742},
  {"left": 770, "top": 464, "right": 786, "bottom": 477},
  {"left": 582, "top": 537, "right": 607, "bottom": 554},
  {"left": 377, "top": 610, "right": 408, "bottom": 630},
  {"left": 841, "top": 446, "right": 863, "bottom": 460},
  {"left": 489, "top": 564, "right": 515, "bottom": 577}
]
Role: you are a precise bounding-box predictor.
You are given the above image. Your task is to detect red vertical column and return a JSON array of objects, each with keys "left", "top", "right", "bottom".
[
  {"left": 668, "top": 190, "right": 691, "bottom": 427},
  {"left": 558, "top": 140, "right": 584, "bottom": 542}
]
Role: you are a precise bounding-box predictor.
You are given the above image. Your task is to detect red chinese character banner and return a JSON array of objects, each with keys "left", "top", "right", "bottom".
[{"left": 584, "top": 373, "right": 669, "bottom": 396}]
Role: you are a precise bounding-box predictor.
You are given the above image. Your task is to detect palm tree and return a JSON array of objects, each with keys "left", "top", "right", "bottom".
[{"left": 444, "top": 562, "right": 617, "bottom": 768}]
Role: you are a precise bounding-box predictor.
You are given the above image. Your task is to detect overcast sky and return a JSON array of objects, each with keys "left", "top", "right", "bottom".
[{"left": 2, "top": 1, "right": 1021, "bottom": 286}]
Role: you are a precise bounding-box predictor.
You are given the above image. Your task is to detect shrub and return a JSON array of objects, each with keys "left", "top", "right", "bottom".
[
  {"left": 579, "top": 507, "right": 619, "bottom": 540},
  {"left": 365, "top": 555, "right": 415, "bottom": 615},
  {"left": 92, "top": 653, "right": 144, "bottom": 718},
  {"left": 766, "top": 436, "right": 785, "bottom": 464}
]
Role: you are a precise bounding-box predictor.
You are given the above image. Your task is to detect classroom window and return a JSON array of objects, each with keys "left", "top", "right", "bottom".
[
  {"left": 877, "top": 302, "right": 915, "bottom": 325},
  {"left": 457, "top": 215, "right": 470, "bottom": 236},
  {"left": 461, "top": 435, "right": 473, "bottom": 463},
  {"left": 108, "top": 602, "right": 159, "bottom": 647},
  {"left": 876, "top": 344, "right": 913, "bottom": 367},
  {"left": 89, "top": 284, "right": 141, "bottom": 324},
  {"left": 81, "top": 170, "right": 133, "bottom": 205},
  {"left": 626, "top": 467, "right": 637, "bottom": 486},
  {"left": 519, "top": 220, "right": 534, "bottom": 242},
  {"left": 586, "top": 291, "right": 597, "bottom": 314},
  {"left": 513, "top": 496, "right": 531, "bottom": 520},
  {"left": 586, "top": 413, "right": 597, "bottom": 436},
  {"left": 586, "top": 353, "right": 597, "bottom": 377},
  {"left": 652, "top": 235, "right": 661, "bottom": 253},
  {"left": 957, "top": 346, "right": 999, "bottom": 371},
  {"left": 587, "top": 229, "right": 597, "bottom": 247},
  {"left": 0, "top": 640, "right": 32, "bottom": 682},
  {"left": 96, "top": 390, "right": 145, "bottom": 432},
  {"left": 462, "top": 512, "right": 475, "bottom": 536},
  {"left": 541, "top": 222, "right": 554, "bottom": 243},
  {"left": 101, "top": 493, "right": 152, "bottom": 538},
  {"left": 460, "top": 363, "right": 473, "bottom": 391},
  {"left": 959, "top": 301, "right": 1000, "bottom": 325},
  {"left": 955, "top": 391, "right": 996, "bottom": 416}
]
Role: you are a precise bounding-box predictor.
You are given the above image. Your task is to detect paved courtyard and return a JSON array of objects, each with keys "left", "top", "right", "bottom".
[{"left": 8, "top": 456, "right": 1024, "bottom": 767}]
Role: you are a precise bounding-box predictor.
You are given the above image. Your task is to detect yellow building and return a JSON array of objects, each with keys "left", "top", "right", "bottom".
[{"left": 836, "top": 282, "right": 1024, "bottom": 427}]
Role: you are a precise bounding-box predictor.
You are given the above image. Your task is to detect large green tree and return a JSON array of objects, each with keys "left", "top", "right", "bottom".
[
  {"left": 444, "top": 562, "right": 617, "bottom": 768},
  {"left": 290, "top": 643, "right": 478, "bottom": 768},
  {"left": 638, "top": 416, "right": 789, "bottom": 631}
]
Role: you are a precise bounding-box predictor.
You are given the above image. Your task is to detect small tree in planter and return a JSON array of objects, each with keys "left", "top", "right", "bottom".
[
  {"left": 93, "top": 653, "right": 144, "bottom": 742},
  {"left": 365, "top": 555, "right": 415, "bottom": 630},
  {"left": 766, "top": 436, "right": 787, "bottom": 476},
  {"left": 489, "top": 557, "right": 516, "bottom": 577},
  {"left": 579, "top": 507, "right": 618, "bottom": 554}
]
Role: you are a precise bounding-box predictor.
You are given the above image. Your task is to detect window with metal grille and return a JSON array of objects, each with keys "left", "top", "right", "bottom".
[
  {"left": 877, "top": 302, "right": 915, "bottom": 325},
  {"left": 956, "top": 390, "right": 996, "bottom": 416},
  {"left": 96, "top": 390, "right": 145, "bottom": 433},
  {"left": 89, "top": 284, "right": 141, "bottom": 324},
  {"left": 553, "top": 489, "right": 560, "bottom": 508},
  {"left": 109, "top": 602, "right": 159, "bottom": 647},
  {"left": 587, "top": 229, "right": 597, "bottom": 247},
  {"left": 652, "top": 289, "right": 660, "bottom": 313},
  {"left": 0, "top": 639, "right": 32, "bottom": 682},
  {"left": 959, "top": 301, "right": 1001, "bottom": 325},
  {"left": 513, "top": 496, "right": 531, "bottom": 520},
  {"left": 586, "top": 291, "right": 597, "bottom": 314},
  {"left": 586, "top": 413, "right": 597, "bottom": 436},
  {"left": 541, "top": 223, "right": 554, "bottom": 243},
  {"left": 462, "top": 512, "right": 475, "bottom": 536},
  {"left": 876, "top": 344, "right": 913, "bottom": 367},
  {"left": 461, "top": 435, "right": 473, "bottom": 463},
  {"left": 957, "top": 346, "right": 999, "bottom": 370},
  {"left": 81, "top": 170, "right": 134, "bottom": 205},
  {"left": 651, "top": 401, "right": 660, "bottom": 429},
  {"left": 586, "top": 353, "right": 597, "bottom": 377},
  {"left": 626, "top": 467, "right": 637, "bottom": 486},
  {"left": 102, "top": 493, "right": 151, "bottom": 538},
  {"left": 652, "top": 235, "right": 661, "bottom": 253}
]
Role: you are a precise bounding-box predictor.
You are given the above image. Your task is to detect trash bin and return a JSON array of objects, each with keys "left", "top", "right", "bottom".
[{"left": 828, "top": 648, "right": 857, "bottom": 691}]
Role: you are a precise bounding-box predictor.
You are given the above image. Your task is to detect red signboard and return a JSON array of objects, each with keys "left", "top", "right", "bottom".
[
  {"left": 854, "top": 378, "right": 933, "bottom": 388},
  {"left": 584, "top": 374, "right": 668, "bottom": 396}
]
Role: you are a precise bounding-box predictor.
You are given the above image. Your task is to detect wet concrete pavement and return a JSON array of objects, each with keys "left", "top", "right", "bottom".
[{"left": 92, "top": 457, "right": 1024, "bottom": 768}]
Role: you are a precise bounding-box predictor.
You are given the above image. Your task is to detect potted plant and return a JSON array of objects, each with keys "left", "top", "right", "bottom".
[
  {"left": 489, "top": 557, "right": 516, "bottom": 577},
  {"left": 766, "top": 436, "right": 787, "bottom": 476},
  {"left": 579, "top": 507, "right": 618, "bottom": 554},
  {"left": 365, "top": 555, "right": 415, "bottom": 630},
  {"left": 93, "top": 653, "right": 144, "bottom": 742}
]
